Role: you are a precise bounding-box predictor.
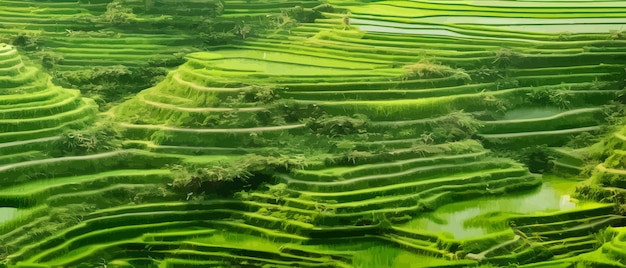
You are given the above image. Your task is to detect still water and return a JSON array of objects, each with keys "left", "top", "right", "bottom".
[
  {"left": 402, "top": 176, "right": 587, "bottom": 238},
  {"left": 0, "top": 207, "right": 18, "bottom": 224}
]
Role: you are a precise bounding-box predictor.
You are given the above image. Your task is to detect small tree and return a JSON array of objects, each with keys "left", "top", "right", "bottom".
[{"left": 233, "top": 21, "right": 253, "bottom": 39}]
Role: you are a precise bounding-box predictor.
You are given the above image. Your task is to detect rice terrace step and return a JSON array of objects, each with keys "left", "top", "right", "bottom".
[{"left": 0, "top": 0, "right": 625, "bottom": 267}]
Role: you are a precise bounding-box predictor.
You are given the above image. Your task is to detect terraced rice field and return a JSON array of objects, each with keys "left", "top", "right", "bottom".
[
  {"left": 0, "top": 43, "right": 97, "bottom": 154},
  {"left": 1, "top": 0, "right": 626, "bottom": 267},
  {"left": 0, "top": 0, "right": 209, "bottom": 72}
]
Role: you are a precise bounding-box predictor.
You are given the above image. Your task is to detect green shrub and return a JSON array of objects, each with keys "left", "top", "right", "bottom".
[
  {"left": 169, "top": 154, "right": 307, "bottom": 198},
  {"left": 492, "top": 48, "right": 523, "bottom": 68},
  {"left": 199, "top": 29, "right": 235, "bottom": 46},
  {"left": 279, "top": 100, "right": 325, "bottom": 123},
  {"left": 232, "top": 21, "right": 255, "bottom": 40},
  {"left": 480, "top": 92, "right": 511, "bottom": 114},
  {"left": 52, "top": 119, "right": 123, "bottom": 156},
  {"left": 498, "top": 145, "right": 557, "bottom": 173},
  {"left": 566, "top": 132, "right": 600, "bottom": 149},
  {"left": 8, "top": 33, "right": 41, "bottom": 51},
  {"left": 429, "top": 110, "right": 484, "bottom": 143},
  {"left": 40, "top": 52, "right": 63, "bottom": 70},
  {"left": 223, "top": 86, "right": 280, "bottom": 106},
  {"left": 103, "top": 0, "right": 136, "bottom": 26},
  {"left": 280, "top": 6, "right": 322, "bottom": 23},
  {"left": 304, "top": 114, "right": 369, "bottom": 138},
  {"left": 603, "top": 101, "right": 626, "bottom": 128},
  {"left": 470, "top": 66, "right": 504, "bottom": 82},
  {"left": 494, "top": 75, "right": 520, "bottom": 90},
  {"left": 524, "top": 85, "right": 573, "bottom": 109},
  {"left": 402, "top": 58, "right": 470, "bottom": 81},
  {"left": 53, "top": 65, "right": 167, "bottom": 111},
  {"left": 197, "top": 19, "right": 236, "bottom": 46},
  {"left": 609, "top": 29, "right": 626, "bottom": 40}
]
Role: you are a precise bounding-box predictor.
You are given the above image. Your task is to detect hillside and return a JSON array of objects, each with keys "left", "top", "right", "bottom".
[{"left": 1, "top": 0, "right": 626, "bottom": 268}]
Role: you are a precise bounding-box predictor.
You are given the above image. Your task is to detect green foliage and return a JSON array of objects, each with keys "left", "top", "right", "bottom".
[
  {"left": 604, "top": 153, "right": 626, "bottom": 169},
  {"left": 267, "top": 183, "right": 290, "bottom": 203},
  {"left": 608, "top": 29, "right": 626, "bottom": 40},
  {"left": 270, "top": 13, "right": 299, "bottom": 34},
  {"left": 314, "top": 201, "right": 337, "bottom": 215},
  {"left": 197, "top": 21, "right": 236, "bottom": 46},
  {"left": 265, "top": 5, "right": 325, "bottom": 34},
  {"left": 343, "top": 150, "right": 375, "bottom": 165},
  {"left": 131, "top": 185, "right": 171, "bottom": 204},
  {"left": 168, "top": 161, "right": 252, "bottom": 198},
  {"left": 280, "top": 6, "right": 323, "bottom": 23},
  {"left": 495, "top": 75, "right": 520, "bottom": 90},
  {"left": 566, "top": 132, "right": 599, "bottom": 149},
  {"left": 103, "top": 0, "right": 136, "bottom": 26},
  {"left": 169, "top": 154, "right": 307, "bottom": 198},
  {"left": 201, "top": 31, "right": 234, "bottom": 46},
  {"left": 593, "top": 228, "right": 617, "bottom": 249},
  {"left": 146, "top": 51, "right": 187, "bottom": 67},
  {"left": 3, "top": 33, "right": 42, "bottom": 51},
  {"left": 525, "top": 88, "right": 551, "bottom": 104},
  {"left": 481, "top": 92, "right": 510, "bottom": 113},
  {"left": 53, "top": 65, "right": 167, "bottom": 111},
  {"left": 254, "top": 86, "right": 280, "bottom": 104},
  {"left": 602, "top": 101, "right": 626, "bottom": 128},
  {"left": 429, "top": 110, "right": 484, "bottom": 143},
  {"left": 305, "top": 114, "right": 369, "bottom": 138},
  {"left": 232, "top": 21, "right": 255, "bottom": 40},
  {"left": 40, "top": 51, "right": 63, "bottom": 70},
  {"left": 492, "top": 48, "right": 523, "bottom": 68},
  {"left": 167, "top": 164, "right": 199, "bottom": 196},
  {"left": 470, "top": 66, "right": 504, "bottom": 82},
  {"left": 279, "top": 101, "right": 325, "bottom": 123},
  {"left": 498, "top": 145, "right": 557, "bottom": 173},
  {"left": 333, "top": 140, "right": 357, "bottom": 152},
  {"left": 525, "top": 86, "right": 572, "bottom": 109},
  {"left": 575, "top": 183, "right": 625, "bottom": 203},
  {"left": 52, "top": 119, "right": 123, "bottom": 156},
  {"left": 580, "top": 159, "right": 601, "bottom": 177},
  {"left": 402, "top": 58, "right": 470, "bottom": 81},
  {"left": 224, "top": 86, "right": 280, "bottom": 106},
  {"left": 547, "top": 89, "right": 572, "bottom": 109}
]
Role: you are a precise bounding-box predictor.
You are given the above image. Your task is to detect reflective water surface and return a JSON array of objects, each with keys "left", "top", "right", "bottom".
[{"left": 401, "top": 176, "right": 593, "bottom": 238}]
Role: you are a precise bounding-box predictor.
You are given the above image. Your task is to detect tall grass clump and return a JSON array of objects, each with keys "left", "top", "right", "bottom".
[{"left": 402, "top": 58, "right": 470, "bottom": 81}]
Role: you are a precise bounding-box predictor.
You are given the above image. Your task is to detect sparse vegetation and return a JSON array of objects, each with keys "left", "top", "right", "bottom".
[
  {"left": 525, "top": 86, "right": 572, "bottom": 109},
  {"left": 497, "top": 145, "right": 557, "bottom": 173},
  {"left": 304, "top": 114, "right": 369, "bottom": 138},
  {"left": 402, "top": 58, "right": 471, "bottom": 81},
  {"left": 430, "top": 110, "right": 484, "bottom": 142},
  {"left": 492, "top": 48, "right": 523, "bottom": 68},
  {"left": 52, "top": 119, "right": 123, "bottom": 156},
  {"left": 102, "top": 0, "right": 136, "bottom": 26},
  {"left": 169, "top": 154, "right": 307, "bottom": 197},
  {"left": 53, "top": 64, "right": 167, "bottom": 111}
]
